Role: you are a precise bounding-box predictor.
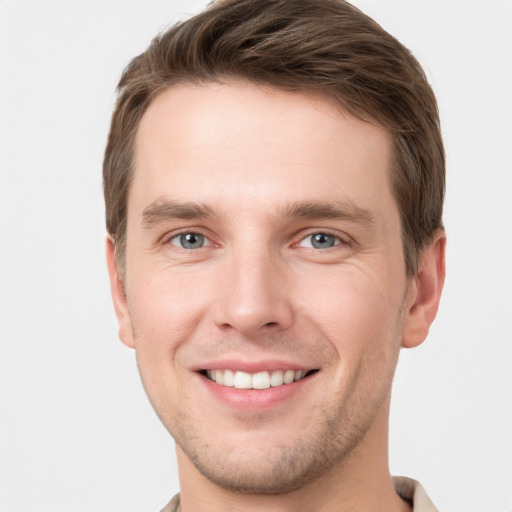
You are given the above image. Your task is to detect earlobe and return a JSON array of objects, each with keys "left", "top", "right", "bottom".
[
  {"left": 402, "top": 230, "right": 446, "bottom": 349},
  {"left": 106, "top": 237, "right": 135, "bottom": 349}
]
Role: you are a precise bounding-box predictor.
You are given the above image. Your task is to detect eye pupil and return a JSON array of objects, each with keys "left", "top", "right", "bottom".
[
  {"left": 311, "top": 233, "right": 335, "bottom": 249},
  {"left": 180, "top": 233, "right": 204, "bottom": 249}
]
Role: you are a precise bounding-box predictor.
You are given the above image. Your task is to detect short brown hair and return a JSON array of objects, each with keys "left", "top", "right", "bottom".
[{"left": 103, "top": 0, "right": 445, "bottom": 278}]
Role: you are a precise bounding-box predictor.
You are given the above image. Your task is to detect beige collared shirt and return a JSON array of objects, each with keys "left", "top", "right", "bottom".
[
  {"left": 393, "top": 476, "right": 439, "bottom": 511},
  {"left": 160, "top": 476, "right": 438, "bottom": 511}
]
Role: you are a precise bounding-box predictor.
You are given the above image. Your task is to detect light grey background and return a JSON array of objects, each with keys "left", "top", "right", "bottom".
[{"left": 1, "top": 1, "right": 511, "bottom": 511}]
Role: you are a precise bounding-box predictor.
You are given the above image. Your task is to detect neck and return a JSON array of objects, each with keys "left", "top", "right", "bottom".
[{"left": 175, "top": 398, "right": 412, "bottom": 512}]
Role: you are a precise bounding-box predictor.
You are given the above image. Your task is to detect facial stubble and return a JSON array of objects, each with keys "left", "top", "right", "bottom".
[
  {"left": 132, "top": 291, "right": 409, "bottom": 496},
  {"left": 167, "top": 341, "right": 401, "bottom": 495}
]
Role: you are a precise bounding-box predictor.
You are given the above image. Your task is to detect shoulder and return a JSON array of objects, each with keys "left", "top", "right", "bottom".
[
  {"left": 159, "top": 493, "right": 180, "bottom": 512},
  {"left": 393, "top": 476, "right": 439, "bottom": 512}
]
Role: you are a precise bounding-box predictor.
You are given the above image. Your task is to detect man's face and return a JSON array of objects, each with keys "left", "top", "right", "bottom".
[{"left": 113, "top": 81, "right": 414, "bottom": 493}]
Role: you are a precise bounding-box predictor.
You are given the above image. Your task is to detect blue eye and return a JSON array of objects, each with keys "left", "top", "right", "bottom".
[
  {"left": 170, "top": 232, "right": 207, "bottom": 249},
  {"left": 299, "top": 233, "right": 340, "bottom": 249}
]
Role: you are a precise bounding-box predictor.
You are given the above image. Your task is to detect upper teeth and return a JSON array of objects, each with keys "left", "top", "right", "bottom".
[{"left": 206, "top": 369, "right": 308, "bottom": 389}]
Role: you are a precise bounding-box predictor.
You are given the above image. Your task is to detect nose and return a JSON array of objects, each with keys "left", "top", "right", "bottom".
[{"left": 212, "top": 247, "right": 294, "bottom": 337}]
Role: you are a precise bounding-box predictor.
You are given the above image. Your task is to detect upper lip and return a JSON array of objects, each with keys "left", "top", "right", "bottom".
[{"left": 192, "top": 359, "right": 315, "bottom": 373}]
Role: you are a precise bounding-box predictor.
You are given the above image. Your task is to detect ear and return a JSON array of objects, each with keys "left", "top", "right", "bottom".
[
  {"left": 402, "top": 229, "right": 446, "bottom": 348},
  {"left": 106, "top": 237, "right": 135, "bottom": 348}
]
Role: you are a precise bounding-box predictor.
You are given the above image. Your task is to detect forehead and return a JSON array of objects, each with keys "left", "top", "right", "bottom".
[{"left": 131, "top": 80, "right": 394, "bottom": 218}]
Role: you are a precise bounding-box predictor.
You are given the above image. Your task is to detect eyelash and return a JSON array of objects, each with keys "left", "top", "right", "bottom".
[
  {"left": 295, "top": 230, "right": 351, "bottom": 250},
  {"left": 166, "top": 231, "right": 214, "bottom": 250},
  {"left": 164, "top": 229, "right": 351, "bottom": 250}
]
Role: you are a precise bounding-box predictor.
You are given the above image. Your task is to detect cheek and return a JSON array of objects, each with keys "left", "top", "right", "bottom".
[
  {"left": 295, "top": 265, "right": 403, "bottom": 336},
  {"left": 293, "top": 265, "right": 405, "bottom": 379},
  {"left": 127, "top": 263, "right": 213, "bottom": 341},
  {"left": 126, "top": 268, "right": 209, "bottom": 425}
]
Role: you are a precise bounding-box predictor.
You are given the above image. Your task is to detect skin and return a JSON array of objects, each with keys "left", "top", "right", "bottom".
[{"left": 107, "top": 81, "right": 445, "bottom": 512}]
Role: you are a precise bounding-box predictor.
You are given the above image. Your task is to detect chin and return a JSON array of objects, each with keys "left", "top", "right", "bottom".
[
  {"left": 185, "top": 445, "right": 338, "bottom": 495},
  {"left": 173, "top": 413, "right": 370, "bottom": 495}
]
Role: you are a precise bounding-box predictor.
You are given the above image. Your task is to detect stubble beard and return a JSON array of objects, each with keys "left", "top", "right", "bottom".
[
  {"left": 134, "top": 296, "right": 407, "bottom": 496},
  {"left": 169, "top": 363, "right": 395, "bottom": 496}
]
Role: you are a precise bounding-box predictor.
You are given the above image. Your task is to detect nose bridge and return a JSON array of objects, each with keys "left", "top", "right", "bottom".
[{"left": 214, "top": 240, "right": 293, "bottom": 335}]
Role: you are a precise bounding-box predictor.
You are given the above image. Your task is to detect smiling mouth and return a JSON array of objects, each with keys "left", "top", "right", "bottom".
[{"left": 200, "top": 369, "right": 318, "bottom": 390}]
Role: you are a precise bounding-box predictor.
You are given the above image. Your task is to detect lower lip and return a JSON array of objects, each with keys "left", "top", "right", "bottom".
[{"left": 198, "top": 373, "right": 313, "bottom": 410}]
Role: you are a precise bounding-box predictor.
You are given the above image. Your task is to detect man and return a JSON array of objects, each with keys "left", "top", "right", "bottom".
[{"left": 103, "top": 0, "right": 446, "bottom": 510}]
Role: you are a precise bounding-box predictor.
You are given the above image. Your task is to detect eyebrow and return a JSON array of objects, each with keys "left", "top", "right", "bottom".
[
  {"left": 140, "top": 197, "right": 376, "bottom": 228},
  {"left": 278, "top": 200, "right": 376, "bottom": 226},
  {"left": 141, "top": 198, "right": 215, "bottom": 227}
]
